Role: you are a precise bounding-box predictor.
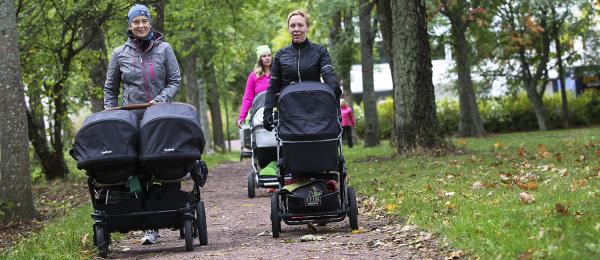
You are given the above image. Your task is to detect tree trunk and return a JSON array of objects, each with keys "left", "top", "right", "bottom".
[
  {"left": 552, "top": 7, "right": 568, "bottom": 128},
  {"left": 202, "top": 57, "right": 225, "bottom": 152},
  {"left": 183, "top": 43, "right": 200, "bottom": 110},
  {"left": 525, "top": 81, "right": 548, "bottom": 131},
  {"left": 329, "top": 10, "right": 355, "bottom": 110},
  {"left": 449, "top": 18, "right": 485, "bottom": 137},
  {"left": 48, "top": 83, "right": 69, "bottom": 180},
  {"left": 151, "top": 1, "right": 165, "bottom": 33},
  {"left": 377, "top": 0, "right": 394, "bottom": 83},
  {"left": 197, "top": 74, "right": 212, "bottom": 152},
  {"left": 359, "top": 0, "right": 379, "bottom": 147},
  {"left": 0, "top": 0, "right": 34, "bottom": 223},
  {"left": 83, "top": 24, "right": 107, "bottom": 113},
  {"left": 391, "top": 0, "right": 443, "bottom": 153}
]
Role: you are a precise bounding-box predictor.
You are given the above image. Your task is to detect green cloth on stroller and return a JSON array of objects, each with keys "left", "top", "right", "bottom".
[
  {"left": 281, "top": 179, "right": 312, "bottom": 192},
  {"left": 259, "top": 161, "right": 278, "bottom": 177}
]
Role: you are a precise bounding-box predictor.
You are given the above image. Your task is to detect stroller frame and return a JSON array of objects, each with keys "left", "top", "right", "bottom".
[
  {"left": 88, "top": 160, "right": 208, "bottom": 257},
  {"left": 270, "top": 117, "right": 359, "bottom": 237}
]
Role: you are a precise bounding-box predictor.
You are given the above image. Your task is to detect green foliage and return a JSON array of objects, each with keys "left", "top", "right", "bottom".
[
  {"left": 433, "top": 91, "right": 600, "bottom": 135},
  {"left": 0, "top": 205, "right": 95, "bottom": 259},
  {"left": 346, "top": 128, "right": 600, "bottom": 259}
]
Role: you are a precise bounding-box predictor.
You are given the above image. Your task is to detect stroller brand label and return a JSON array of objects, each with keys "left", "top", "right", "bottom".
[
  {"left": 305, "top": 186, "right": 322, "bottom": 207},
  {"left": 101, "top": 150, "right": 112, "bottom": 155},
  {"left": 163, "top": 147, "right": 175, "bottom": 152}
]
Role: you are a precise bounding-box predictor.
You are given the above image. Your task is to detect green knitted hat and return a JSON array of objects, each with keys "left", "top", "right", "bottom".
[{"left": 255, "top": 45, "right": 271, "bottom": 60}]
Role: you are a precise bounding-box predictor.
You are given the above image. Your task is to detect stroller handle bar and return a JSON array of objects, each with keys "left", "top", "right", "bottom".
[{"left": 106, "top": 103, "right": 153, "bottom": 111}]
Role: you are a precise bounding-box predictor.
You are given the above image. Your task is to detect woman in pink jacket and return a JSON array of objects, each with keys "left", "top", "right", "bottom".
[
  {"left": 340, "top": 99, "right": 356, "bottom": 148},
  {"left": 237, "top": 45, "right": 272, "bottom": 127}
]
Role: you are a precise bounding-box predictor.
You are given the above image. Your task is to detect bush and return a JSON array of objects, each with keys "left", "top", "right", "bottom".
[{"left": 356, "top": 91, "right": 600, "bottom": 137}]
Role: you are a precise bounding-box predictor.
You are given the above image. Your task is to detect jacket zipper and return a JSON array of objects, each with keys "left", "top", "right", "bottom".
[{"left": 297, "top": 48, "right": 302, "bottom": 83}]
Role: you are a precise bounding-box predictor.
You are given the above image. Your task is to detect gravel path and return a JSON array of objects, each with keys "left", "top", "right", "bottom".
[{"left": 108, "top": 161, "right": 453, "bottom": 259}]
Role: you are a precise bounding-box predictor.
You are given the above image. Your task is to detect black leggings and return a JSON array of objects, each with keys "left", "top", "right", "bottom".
[{"left": 342, "top": 126, "right": 353, "bottom": 148}]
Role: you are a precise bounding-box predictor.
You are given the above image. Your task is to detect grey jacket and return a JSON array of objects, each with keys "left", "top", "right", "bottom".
[{"left": 104, "top": 32, "right": 181, "bottom": 109}]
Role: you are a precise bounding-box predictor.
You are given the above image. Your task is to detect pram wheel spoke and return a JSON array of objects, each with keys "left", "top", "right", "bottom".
[
  {"left": 271, "top": 195, "right": 281, "bottom": 238},
  {"left": 247, "top": 172, "right": 256, "bottom": 198},
  {"left": 347, "top": 188, "right": 359, "bottom": 231}
]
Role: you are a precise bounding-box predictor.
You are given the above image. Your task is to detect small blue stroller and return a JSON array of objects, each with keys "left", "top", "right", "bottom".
[
  {"left": 269, "top": 82, "right": 359, "bottom": 237},
  {"left": 71, "top": 103, "right": 209, "bottom": 257}
]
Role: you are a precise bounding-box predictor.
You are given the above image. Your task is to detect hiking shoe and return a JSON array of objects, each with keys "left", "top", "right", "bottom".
[{"left": 141, "top": 230, "right": 159, "bottom": 245}]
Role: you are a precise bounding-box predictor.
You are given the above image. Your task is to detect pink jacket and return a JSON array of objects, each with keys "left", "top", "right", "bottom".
[
  {"left": 238, "top": 71, "right": 271, "bottom": 122},
  {"left": 341, "top": 105, "right": 356, "bottom": 127}
]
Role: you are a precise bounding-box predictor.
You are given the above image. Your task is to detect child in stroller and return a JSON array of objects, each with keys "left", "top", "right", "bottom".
[
  {"left": 246, "top": 91, "right": 279, "bottom": 198},
  {"left": 71, "top": 103, "right": 209, "bottom": 257},
  {"left": 265, "top": 81, "right": 359, "bottom": 237}
]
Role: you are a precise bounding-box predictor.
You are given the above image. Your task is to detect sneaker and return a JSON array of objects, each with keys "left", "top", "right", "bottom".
[
  {"left": 141, "top": 230, "right": 159, "bottom": 245},
  {"left": 266, "top": 188, "right": 276, "bottom": 193}
]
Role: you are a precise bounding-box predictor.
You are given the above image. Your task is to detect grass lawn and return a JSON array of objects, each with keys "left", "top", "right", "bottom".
[
  {"left": 0, "top": 151, "right": 239, "bottom": 259},
  {"left": 345, "top": 127, "right": 600, "bottom": 259}
]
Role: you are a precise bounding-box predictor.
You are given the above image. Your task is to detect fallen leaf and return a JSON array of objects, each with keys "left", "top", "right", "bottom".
[
  {"left": 446, "top": 250, "right": 465, "bottom": 259},
  {"left": 596, "top": 223, "right": 600, "bottom": 232},
  {"left": 517, "top": 147, "right": 527, "bottom": 157},
  {"left": 559, "top": 168, "right": 568, "bottom": 177},
  {"left": 537, "top": 144, "right": 547, "bottom": 157},
  {"left": 519, "top": 192, "right": 535, "bottom": 204},
  {"left": 576, "top": 155, "right": 587, "bottom": 162},
  {"left": 555, "top": 153, "right": 562, "bottom": 162},
  {"left": 80, "top": 233, "right": 88, "bottom": 245},
  {"left": 444, "top": 191, "right": 456, "bottom": 198},
  {"left": 299, "top": 235, "right": 325, "bottom": 242},
  {"left": 241, "top": 204, "right": 256, "bottom": 207},
  {"left": 596, "top": 149, "right": 600, "bottom": 157},
  {"left": 457, "top": 139, "right": 467, "bottom": 145},
  {"left": 385, "top": 203, "right": 397, "bottom": 212},
  {"left": 351, "top": 229, "right": 365, "bottom": 234},
  {"left": 555, "top": 203, "right": 569, "bottom": 216},
  {"left": 472, "top": 181, "right": 484, "bottom": 190},
  {"left": 538, "top": 227, "right": 545, "bottom": 240},
  {"left": 494, "top": 142, "right": 504, "bottom": 150}
]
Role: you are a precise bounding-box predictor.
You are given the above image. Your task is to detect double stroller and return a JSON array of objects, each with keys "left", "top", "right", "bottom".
[
  {"left": 270, "top": 82, "right": 359, "bottom": 237},
  {"left": 246, "top": 91, "right": 279, "bottom": 198},
  {"left": 71, "top": 103, "right": 208, "bottom": 257}
]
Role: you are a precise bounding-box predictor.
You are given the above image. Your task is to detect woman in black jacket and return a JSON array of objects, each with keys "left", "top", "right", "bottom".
[{"left": 263, "top": 10, "right": 342, "bottom": 131}]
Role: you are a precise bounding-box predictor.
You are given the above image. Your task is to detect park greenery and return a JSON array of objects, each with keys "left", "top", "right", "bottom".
[{"left": 1, "top": 0, "right": 600, "bottom": 258}]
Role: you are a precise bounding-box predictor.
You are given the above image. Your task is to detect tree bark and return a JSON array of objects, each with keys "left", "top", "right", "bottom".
[
  {"left": 448, "top": 13, "right": 485, "bottom": 137},
  {"left": 0, "top": 0, "right": 34, "bottom": 223},
  {"left": 150, "top": 1, "right": 165, "bottom": 33},
  {"left": 82, "top": 24, "right": 107, "bottom": 113},
  {"left": 359, "top": 0, "right": 380, "bottom": 147},
  {"left": 197, "top": 72, "right": 212, "bottom": 152},
  {"left": 552, "top": 6, "right": 568, "bottom": 128},
  {"left": 376, "top": 0, "right": 394, "bottom": 83},
  {"left": 391, "top": 0, "right": 443, "bottom": 153},
  {"left": 183, "top": 42, "right": 200, "bottom": 110}
]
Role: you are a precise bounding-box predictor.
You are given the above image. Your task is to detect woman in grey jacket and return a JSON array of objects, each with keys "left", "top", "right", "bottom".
[
  {"left": 103, "top": 4, "right": 181, "bottom": 111},
  {"left": 103, "top": 4, "right": 181, "bottom": 245}
]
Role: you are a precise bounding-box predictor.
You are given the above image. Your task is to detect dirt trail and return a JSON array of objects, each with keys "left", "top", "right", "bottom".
[{"left": 108, "top": 162, "right": 451, "bottom": 259}]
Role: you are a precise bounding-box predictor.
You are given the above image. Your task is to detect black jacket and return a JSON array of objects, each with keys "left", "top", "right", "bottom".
[{"left": 264, "top": 39, "right": 341, "bottom": 112}]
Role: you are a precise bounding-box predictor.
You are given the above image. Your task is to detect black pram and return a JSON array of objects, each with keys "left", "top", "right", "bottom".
[
  {"left": 269, "top": 81, "right": 359, "bottom": 237},
  {"left": 71, "top": 103, "right": 208, "bottom": 257}
]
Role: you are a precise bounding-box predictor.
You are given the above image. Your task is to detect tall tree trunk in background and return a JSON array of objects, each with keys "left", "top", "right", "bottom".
[
  {"left": 329, "top": 10, "right": 355, "bottom": 109},
  {"left": 151, "top": 1, "right": 165, "bottom": 33},
  {"left": 552, "top": 6, "right": 568, "bottom": 128},
  {"left": 441, "top": 0, "right": 485, "bottom": 137},
  {"left": 0, "top": 0, "right": 34, "bottom": 223},
  {"left": 391, "top": 0, "right": 444, "bottom": 152},
  {"left": 359, "top": 0, "right": 379, "bottom": 147},
  {"left": 376, "top": 0, "right": 394, "bottom": 83},
  {"left": 183, "top": 42, "right": 200, "bottom": 110},
  {"left": 205, "top": 64, "right": 225, "bottom": 152},
  {"left": 83, "top": 24, "right": 107, "bottom": 112},
  {"left": 198, "top": 74, "right": 212, "bottom": 152}
]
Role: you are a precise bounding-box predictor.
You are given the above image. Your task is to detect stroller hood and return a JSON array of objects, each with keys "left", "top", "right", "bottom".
[
  {"left": 277, "top": 81, "right": 341, "bottom": 141},
  {"left": 72, "top": 109, "right": 139, "bottom": 168},
  {"left": 139, "top": 103, "right": 205, "bottom": 161}
]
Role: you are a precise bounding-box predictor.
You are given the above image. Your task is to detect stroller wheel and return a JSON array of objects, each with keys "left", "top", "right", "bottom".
[
  {"left": 195, "top": 201, "right": 208, "bottom": 245},
  {"left": 247, "top": 172, "right": 256, "bottom": 198},
  {"left": 347, "top": 187, "right": 359, "bottom": 231},
  {"left": 184, "top": 219, "right": 194, "bottom": 251},
  {"left": 93, "top": 224, "right": 109, "bottom": 258},
  {"left": 271, "top": 195, "right": 281, "bottom": 237}
]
